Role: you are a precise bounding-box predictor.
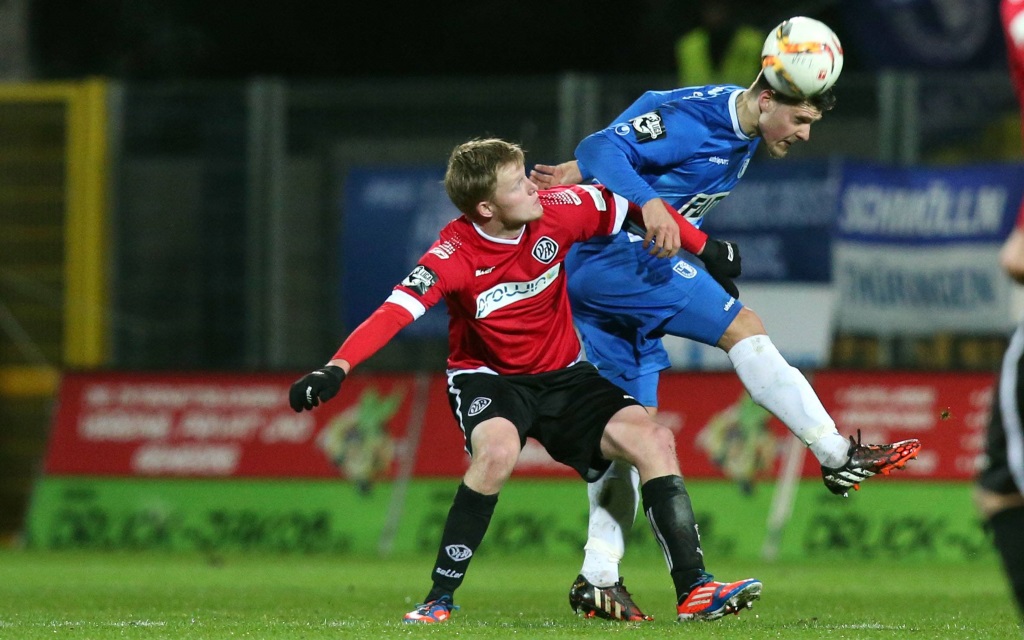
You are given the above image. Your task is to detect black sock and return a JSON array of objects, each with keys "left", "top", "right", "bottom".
[
  {"left": 640, "top": 475, "right": 705, "bottom": 601},
  {"left": 989, "top": 505, "right": 1024, "bottom": 616},
  {"left": 424, "top": 482, "right": 498, "bottom": 602}
]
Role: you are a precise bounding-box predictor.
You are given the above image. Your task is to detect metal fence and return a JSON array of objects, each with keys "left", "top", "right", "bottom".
[{"left": 92, "top": 70, "right": 1024, "bottom": 371}]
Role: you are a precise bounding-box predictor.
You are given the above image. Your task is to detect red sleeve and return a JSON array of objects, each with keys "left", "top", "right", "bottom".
[
  {"left": 332, "top": 302, "right": 414, "bottom": 370},
  {"left": 624, "top": 200, "right": 709, "bottom": 254}
]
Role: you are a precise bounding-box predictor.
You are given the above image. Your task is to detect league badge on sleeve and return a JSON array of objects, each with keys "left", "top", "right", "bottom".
[
  {"left": 626, "top": 110, "right": 667, "bottom": 143},
  {"left": 401, "top": 264, "right": 438, "bottom": 295}
]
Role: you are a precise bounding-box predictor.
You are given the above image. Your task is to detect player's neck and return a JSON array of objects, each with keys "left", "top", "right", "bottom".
[
  {"left": 735, "top": 89, "right": 761, "bottom": 137},
  {"left": 476, "top": 218, "right": 526, "bottom": 241}
]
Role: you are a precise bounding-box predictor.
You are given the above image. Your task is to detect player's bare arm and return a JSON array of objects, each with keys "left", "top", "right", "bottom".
[
  {"left": 640, "top": 198, "right": 682, "bottom": 258},
  {"left": 1000, "top": 227, "right": 1024, "bottom": 283}
]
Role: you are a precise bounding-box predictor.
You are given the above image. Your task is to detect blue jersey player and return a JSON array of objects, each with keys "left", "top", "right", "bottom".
[{"left": 532, "top": 70, "right": 923, "bottom": 621}]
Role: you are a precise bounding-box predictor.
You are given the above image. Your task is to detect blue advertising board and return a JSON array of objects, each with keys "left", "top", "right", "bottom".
[
  {"left": 701, "top": 158, "right": 839, "bottom": 282},
  {"left": 833, "top": 161, "right": 1024, "bottom": 334},
  {"left": 340, "top": 167, "right": 455, "bottom": 338}
]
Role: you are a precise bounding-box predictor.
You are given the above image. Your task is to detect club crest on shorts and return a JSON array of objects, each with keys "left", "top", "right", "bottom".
[
  {"left": 532, "top": 236, "right": 559, "bottom": 264},
  {"left": 673, "top": 261, "right": 697, "bottom": 278},
  {"left": 467, "top": 397, "right": 491, "bottom": 416},
  {"left": 445, "top": 544, "right": 473, "bottom": 561}
]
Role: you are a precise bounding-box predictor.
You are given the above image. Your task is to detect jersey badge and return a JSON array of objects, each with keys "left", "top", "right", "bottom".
[
  {"left": 626, "top": 110, "right": 667, "bottom": 143},
  {"left": 401, "top": 265, "right": 438, "bottom": 295},
  {"left": 532, "top": 236, "right": 559, "bottom": 264}
]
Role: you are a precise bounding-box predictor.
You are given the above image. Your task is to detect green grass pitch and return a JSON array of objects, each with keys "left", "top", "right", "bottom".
[{"left": 0, "top": 550, "right": 1019, "bottom": 639}]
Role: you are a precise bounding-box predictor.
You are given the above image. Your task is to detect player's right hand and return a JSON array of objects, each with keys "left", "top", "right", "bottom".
[
  {"left": 289, "top": 366, "right": 346, "bottom": 412},
  {"left": 698, "top": 238, "right": 742, "bottom": 298},
  {"left": 641, "top": 199, "right": 682, "bottom": 258}
]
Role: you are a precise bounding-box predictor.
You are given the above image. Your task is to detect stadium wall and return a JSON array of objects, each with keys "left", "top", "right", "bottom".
[{"left": 25, "top": 370, "right": 995, "bottom": 562}]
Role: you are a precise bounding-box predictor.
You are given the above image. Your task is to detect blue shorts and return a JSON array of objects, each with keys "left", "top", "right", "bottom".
[{"left": 566, "top": 236, "right": 743, "bottom": 405}]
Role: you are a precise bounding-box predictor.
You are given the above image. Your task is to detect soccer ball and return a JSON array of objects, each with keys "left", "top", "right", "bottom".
[{"left": 761, "top": 17, "right": 844, "bottom": 99}]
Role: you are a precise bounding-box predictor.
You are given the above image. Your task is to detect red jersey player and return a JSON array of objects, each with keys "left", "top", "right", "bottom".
[
  {"left": 974, "top": 0, "right": 1024, "bottom": 618},
  {"left": 289, "top": 138, "right": 760, "bottom": 623}
]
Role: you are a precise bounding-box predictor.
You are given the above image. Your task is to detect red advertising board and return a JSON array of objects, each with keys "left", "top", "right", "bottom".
[
  {"left": 44, "top": 370, "right": 995, "bottom": 483},
  {"left": 809, "top": 370, "right": 995, "bottom": 481},
  {"left": 44, "top": 372, "right": 444, "bottom": 479}
]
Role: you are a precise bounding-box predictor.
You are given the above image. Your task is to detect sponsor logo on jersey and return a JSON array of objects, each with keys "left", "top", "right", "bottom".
[
  {"left": 724, "top": 297, "right": 735, "bottom": 311},
  {"left": 673, "top": 261, "right": 697, "bottom": 278},
  {"left": 467, "top": 397, "right": 491, "bottom": 416},
  {"left": 445, "top": 544, "right": 473, "bottom": 561},
  {"left": 531, "top": 236, "right": 559, "bottom": 264},
  {"left": 709, "top": 156, "right": 729, "bottom": 165},
  {"left": 678, "top": 192, "right": 730, "bottom": 222},
  {"left": 401, "top": 265, "right": 438, "bottom": 295},
  {"left": 627, "top": 110, "right": 666, "bottom": 143},
  {"left": 475, "top": 266, "right": 495, "bottom": 276},
  {"left": 475, "top": 263, "right": 560, "bottom": 318}
]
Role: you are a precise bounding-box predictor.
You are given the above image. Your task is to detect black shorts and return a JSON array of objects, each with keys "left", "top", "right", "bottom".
[
  {"left": 978, "top": 326, "right": 1024, "bottom": 495},
  {"left": 446, "top": 361, "right": 642, "bottom": 481}
]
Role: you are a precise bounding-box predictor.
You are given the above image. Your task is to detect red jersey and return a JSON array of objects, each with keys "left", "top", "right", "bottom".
[
  {"left": 335, "top": 184, "right": 641, "bottom": 375},
  {"left": 1003, "top": 0, "right": 1024, "bottom": 227},
  {"left": 1003, "top": 0, "right": 1024, "bottom": 140}
]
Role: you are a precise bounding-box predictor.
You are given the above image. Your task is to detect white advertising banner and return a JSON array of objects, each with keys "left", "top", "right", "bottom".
[{"left": 833, "top": 162, "right": 1024, "bottom": 335}]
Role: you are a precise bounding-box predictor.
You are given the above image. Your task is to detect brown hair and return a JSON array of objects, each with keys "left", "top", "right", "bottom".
[
  {"left": 444, "top": 138, "right": 525, "bottom": 217},
  {"left": 752, "top": 70, "right": 836, "bottom": 113}
]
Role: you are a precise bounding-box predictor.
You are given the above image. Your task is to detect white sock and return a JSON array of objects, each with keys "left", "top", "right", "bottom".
[
  {"left": 580, "top": 460, "right": 640, "bottom": 587},
  {"left": 728, "top": 335, "right": 849, "bottom": 468}
]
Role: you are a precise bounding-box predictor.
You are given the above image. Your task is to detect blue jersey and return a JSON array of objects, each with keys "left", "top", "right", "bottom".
[
  {"left": 566, "top": 85, "right": 757, "bottom": 402},
  {"left": 575, "top": 85, "right": 758, "bottom": 228}
]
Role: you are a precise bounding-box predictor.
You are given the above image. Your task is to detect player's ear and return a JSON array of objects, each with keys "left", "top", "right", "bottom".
[
  {"left": 757, "top": 89, "right": 777, "bottom": 113},
  {"left": 475, "top": 201, "right": 495, "bottom": 221}
]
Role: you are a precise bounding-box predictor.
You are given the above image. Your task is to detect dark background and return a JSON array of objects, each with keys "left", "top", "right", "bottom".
[{"left": 29, "top": 0, "right": 850, "bottom": 79}]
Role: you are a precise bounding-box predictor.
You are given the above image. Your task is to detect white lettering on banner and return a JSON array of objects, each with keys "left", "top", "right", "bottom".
[
  {"left": 179, "top": 412, "right": 262, "bottom": 439},
  {"left": 833, "top": 385, "right": 937, "bottom": 435},
  {"left": 833, "top": 243, "right": 1012, "bottom": 333},
  {"left": 132, "top": 443, "right": 240, "bottom": 475},
  {"left": 839, "top": 183, "right": 1006, "bottom": 237},
  {"left": 79, "top": 412, "right": 172, "bottom": 440},
  {"left": 261, "top": 413, "right": 315, "bottom": 443},
  {"left": 475, "top": 264, "right": 560, "bottom": 318},
  {"left": 845, "top": 265, "right": 995, "bottom": 308},
  {"left": 90, "top": 384, "right": 283, "bottom": 409},
  {"left": 711, "top": 180, "right": 834, "bottom": 228},
  {"left": 836, "top": 385, "right": 935, "bottom": 405}
]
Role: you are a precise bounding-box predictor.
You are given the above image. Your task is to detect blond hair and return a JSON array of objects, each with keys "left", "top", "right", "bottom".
[{"left": 444, "top": 138, "right": 525, "bottom": 218}]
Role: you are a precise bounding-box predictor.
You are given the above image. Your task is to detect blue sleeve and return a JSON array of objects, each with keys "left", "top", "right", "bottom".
[
  {"left": 575, "top": 95, "right": 710, "bottom": 208},
  {"left": 575, "top": 134, "right": 661, "bottom": 207}
]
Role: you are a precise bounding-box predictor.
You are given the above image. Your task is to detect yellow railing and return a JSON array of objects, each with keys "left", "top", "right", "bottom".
[{"left": 0, "top": 79, "right": 109, "bottom": 395}]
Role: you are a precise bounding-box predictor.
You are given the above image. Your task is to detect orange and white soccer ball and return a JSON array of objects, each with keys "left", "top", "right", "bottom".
[{"left": 761, "top": 16, "right": 844, "bottom": 99}]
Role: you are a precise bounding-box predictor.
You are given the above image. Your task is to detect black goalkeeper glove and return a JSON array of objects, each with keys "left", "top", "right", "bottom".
[
  {"left": 698, "top": 238, "right": 742, "bottom": 298},
  {"left": 289, "top": 365, "right": 346, "bottom": 412}
]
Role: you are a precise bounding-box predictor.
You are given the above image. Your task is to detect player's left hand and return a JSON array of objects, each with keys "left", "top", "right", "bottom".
[
  {"left": 698, "top": 238, "right": 742, "bottom": 298},
  {"left": 641, "top": 199, "right": 681, "bottom": 258},
  {"left": 289, "top": 365, "right": 346, "bottom": 412}
]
